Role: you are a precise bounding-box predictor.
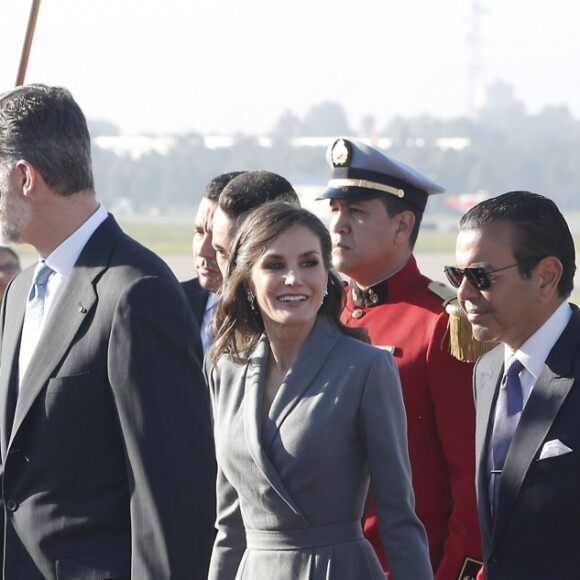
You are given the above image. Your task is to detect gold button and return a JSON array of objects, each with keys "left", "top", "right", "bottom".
[{"left": 352, "top": 309, "right": 363, "bottom": 319}]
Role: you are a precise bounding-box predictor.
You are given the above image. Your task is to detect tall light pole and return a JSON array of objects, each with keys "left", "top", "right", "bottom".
[{"left": 16, "top": 0, "right": 42, "bottom": 86}]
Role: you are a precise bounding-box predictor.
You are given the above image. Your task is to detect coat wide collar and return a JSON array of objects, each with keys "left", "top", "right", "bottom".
[{"left": 243, "top": 315, "right": 341, "bottom": 521}]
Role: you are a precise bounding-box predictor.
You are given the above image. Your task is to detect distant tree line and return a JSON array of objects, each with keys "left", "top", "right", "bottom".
[{"left": 89, "top": 82, "right": 580, "bottom": 215}]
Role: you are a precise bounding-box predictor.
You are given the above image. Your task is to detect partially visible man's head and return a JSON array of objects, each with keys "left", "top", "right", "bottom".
[
  {"left": 0, "top": 246, "right": 20, "bottom": 301},
  {"left": 0, "top": 84, "right": 94, "bottom": 196},
  {"left": 458, "top": 191, "right": 575, "bottom": 298},
  {"left": 0, "top": 85, "right": 94, "bottom": 248},
  {"left": 454, "top": 191, "right": 574, "bottom": 350},
  {"left": 0, "top": 159, "right": 32, "bottom": 245},
  {"left": 317, "top": 138, "right": 444, "bottom": 286},
  {"left": 193, "top": 171, "right": 245, "bottom": 293},
  {"left": 211, "top": 171, "right": 300, "bottom": 275}
]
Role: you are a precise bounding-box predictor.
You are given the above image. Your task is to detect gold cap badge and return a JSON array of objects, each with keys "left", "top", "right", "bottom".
[{"left": 331, "top": 138, "right": 352, "bottom": 167}]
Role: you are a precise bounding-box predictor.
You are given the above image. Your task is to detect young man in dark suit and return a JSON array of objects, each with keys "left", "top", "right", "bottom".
[
  {"left": 182, "top": 172, "right": 245, "bottom": 358},
  {"left": 0, "top": 84, "right": 215, "bottom": 579},
  {"left": 449, "top": 191, "right": 579, "bottom": 579}
]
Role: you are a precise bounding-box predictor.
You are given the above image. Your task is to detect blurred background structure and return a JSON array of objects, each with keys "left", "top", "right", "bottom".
[{"left": 4, "top": 0, "right": 580, "bottom": 291}]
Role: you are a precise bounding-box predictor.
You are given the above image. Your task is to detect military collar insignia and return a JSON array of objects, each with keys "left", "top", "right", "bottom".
[
  {"left": 349, "top": 280, "right": 388, "bottom": 309},
  {"left": 331, "top": 138, "right": 352, "bottom": 167}
]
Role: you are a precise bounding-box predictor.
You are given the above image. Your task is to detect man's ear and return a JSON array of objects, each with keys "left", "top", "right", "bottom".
[
  {"left": 393, "top": 210, "right": 416, "bottom": 244},
  {"left": 12, "top": 160, "right": 40, "bottom": 198},
  {"left": 535, "top": 256, "right": 563, "bottom": 302}
]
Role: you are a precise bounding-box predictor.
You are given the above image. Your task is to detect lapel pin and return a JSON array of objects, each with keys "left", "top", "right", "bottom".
[{"left": 78, "top": 303, "right": 87, "bottom": 314}]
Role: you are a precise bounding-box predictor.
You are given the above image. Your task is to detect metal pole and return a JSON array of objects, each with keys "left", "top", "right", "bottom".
[{"left": 15, "top": 0, "right": 42, "bottom": 86}]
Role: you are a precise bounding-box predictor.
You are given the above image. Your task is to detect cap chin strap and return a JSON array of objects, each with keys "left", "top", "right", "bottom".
[{"left": 327, "top": 178, "right": 405, "bottom": 199}]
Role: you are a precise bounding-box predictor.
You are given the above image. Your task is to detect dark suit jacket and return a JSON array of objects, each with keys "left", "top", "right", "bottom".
[
  {"left": 474, "top": 304, "right": 580, "bottom": 579},
  {"left": 0, "top": 216, "right": 216, "bottom": 579},
  {"left": 181, "top": 278, "right": 209, "bottom": 362},
  {"left": 181, "top": 277, "right": 209, "bottom": 326}
]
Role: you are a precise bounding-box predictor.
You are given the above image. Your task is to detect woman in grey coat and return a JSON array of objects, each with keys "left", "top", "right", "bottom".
[{"left": 206, "top": 202, "right": 432, "bottom": 580}]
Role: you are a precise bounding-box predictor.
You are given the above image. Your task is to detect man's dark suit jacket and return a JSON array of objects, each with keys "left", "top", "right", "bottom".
[
  {"left": 0, "top": 216, "right": 216, "bottom": 579},
  {"left": 181, "top": 277, "right": 209, "bottom": 326},
  {"left": 181, "top": 277, "right": 210, "bottom": 362},
  {"left": 474, "top": 304, "right": 580, "bottom": 580}
]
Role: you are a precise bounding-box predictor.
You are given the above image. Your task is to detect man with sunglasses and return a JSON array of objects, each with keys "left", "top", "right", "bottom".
[
  {"left": 449, "top": 191, "right": 579, "bottom": 579},
  {"left": 318, "top": 138, "right": 483, "bottom": 580}
]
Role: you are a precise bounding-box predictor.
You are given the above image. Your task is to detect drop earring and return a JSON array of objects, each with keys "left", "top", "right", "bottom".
[
  {"left": 321, "top": 284, "right": 328, "bottom": 305},
  {"left": 247, "top": 291, "right": 256, "bottom": 311}
]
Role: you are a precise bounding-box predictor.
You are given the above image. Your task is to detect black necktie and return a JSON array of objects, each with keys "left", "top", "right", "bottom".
[{"left": 490, "top": 357, "right": 524, "bottom": 514}]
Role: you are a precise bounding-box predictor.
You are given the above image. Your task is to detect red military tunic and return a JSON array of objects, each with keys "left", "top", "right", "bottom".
[{"left": 342, "top": 257, "right": 482, "bottom": 580}]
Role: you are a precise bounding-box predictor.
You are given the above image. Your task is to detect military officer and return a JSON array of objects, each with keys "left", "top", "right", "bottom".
[{"left": 317, "top": 138, "right": 485, "bottom": 580}]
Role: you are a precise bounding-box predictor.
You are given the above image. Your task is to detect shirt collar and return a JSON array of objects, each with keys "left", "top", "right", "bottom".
[
  {"left": 43, "top": 204, "right": 108, "bottom": 276},
  {"left": 206, "top": 291, "right": 218, "bottom": 311},
  {"left": 505, "top": 300, "right": 573, "bottom": 380}
]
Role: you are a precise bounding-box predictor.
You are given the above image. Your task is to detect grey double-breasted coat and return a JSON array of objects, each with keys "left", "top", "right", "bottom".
[{"left": 206, "top": 315, "right": 432, "bottom": 580}]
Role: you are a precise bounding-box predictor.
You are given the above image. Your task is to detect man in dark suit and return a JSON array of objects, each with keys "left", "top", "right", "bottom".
[
  {"left": 447, "top": 191, "right": 579, "bottom": 579},
  {"left": 0, "top": 84, "right": 216, "bottom": 578},
  {"left": 182, "top": 172, "right": 245, "bottom": 358}
]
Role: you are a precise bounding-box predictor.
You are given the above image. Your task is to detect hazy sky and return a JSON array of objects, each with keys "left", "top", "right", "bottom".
[{"left": 2, "top": 0, "right": 580, "bottom": 136}]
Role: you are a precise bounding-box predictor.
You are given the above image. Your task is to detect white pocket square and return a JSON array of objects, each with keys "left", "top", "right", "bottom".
[{"left": 538, "top": 439, "right": 573, "bottom": 460}]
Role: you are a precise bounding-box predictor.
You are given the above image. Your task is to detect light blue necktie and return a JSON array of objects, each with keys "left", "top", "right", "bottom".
[
  {"left": 27, "top": 261, "right": 54, "bottom": 330},
  {"left": 19, "top": 261, "right": 54, "bottom": 387}
]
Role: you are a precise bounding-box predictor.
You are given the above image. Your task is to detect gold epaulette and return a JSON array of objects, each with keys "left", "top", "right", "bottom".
[{"left": 428, "top": 281, "right": 498, "bottom": 363}]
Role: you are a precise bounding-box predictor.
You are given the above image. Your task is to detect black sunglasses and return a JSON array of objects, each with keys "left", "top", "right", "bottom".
[{"left": 444, "top": 257, "right": 543, "bottom": 290}]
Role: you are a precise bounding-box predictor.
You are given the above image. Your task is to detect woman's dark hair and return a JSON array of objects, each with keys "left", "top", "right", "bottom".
[{"left": 211, "top": 201, "right": 368, "bottom": 364}]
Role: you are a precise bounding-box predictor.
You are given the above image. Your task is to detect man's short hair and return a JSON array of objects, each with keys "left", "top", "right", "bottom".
[
  {"left": 203, "top": 171, "right": 247, "bottom": 202},
  {"left": 218, "top": 171, "right": 299, "bottom": 218},
  {"left": 380, "top": 195, "right": 423, "bottom": 249},
  {"left": 459, "top": 191, "right": 576, "bottom": 298},
  {"left": 0, "top": 84, "right": 94, "bottom": 196}
]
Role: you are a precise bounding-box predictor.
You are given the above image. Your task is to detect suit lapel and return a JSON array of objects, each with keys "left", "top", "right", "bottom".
[
  {"left": 182, "top": 278, "right": 209, "bottom": 325},
  {"left": 243, "top": 334, "right": 269, "bottom": 475},
  {"left": 8, "top": 216, "right": 123, "bottom": 450},
  {"left": 490, "top": 306, "right": 580, "bottom": 549},
  {"left": 262, "top": 316, "right": 338, "bottom": 450},
  {"left": 10, "top": 268, "right": 99, "bottom": 446},
  {"left": 0, "top": 268, "right": 33, "bottom": 460},
  {"left": 242, "top": 316, "right": 339, "bottom": 522},
  {"left": 243, "top": 335, "right": 306, "bottom": 520},
  {"left": 475, "top": 346, "right": 503, "bottom": 539}
]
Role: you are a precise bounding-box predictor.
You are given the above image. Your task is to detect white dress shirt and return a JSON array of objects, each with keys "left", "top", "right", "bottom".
[
  {"left": 504, "top": 300, "right": 573, "bottom": 406},
  {"left": 487, "top": 300, "right": 572, "bottom": 502},
  {"left": 18, "top": 204, "right": 108, "bottom": 385}
]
